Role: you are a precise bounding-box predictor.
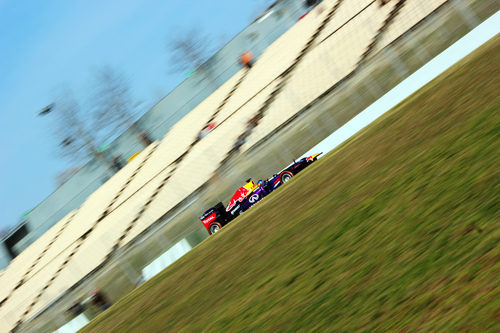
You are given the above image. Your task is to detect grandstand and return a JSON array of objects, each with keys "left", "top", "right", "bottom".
[
  {"left": 0, "top": 0, "right": 495, "bottom": 331},
  {"left": 0, "top": 0, "right": 308, "bottom": 270}
]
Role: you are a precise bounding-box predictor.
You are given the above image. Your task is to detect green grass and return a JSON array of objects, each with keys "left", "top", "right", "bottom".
[{"left": 81, "top": 36, "right": 500, "bottom": 332}]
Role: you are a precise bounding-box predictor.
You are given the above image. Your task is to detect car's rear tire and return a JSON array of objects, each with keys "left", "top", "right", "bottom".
[
  {"left": 209, "top": 222, "right": 222, "bottom": 235},
  {"left": 280, "top": 171, "right": 293, "bottom": 183}
]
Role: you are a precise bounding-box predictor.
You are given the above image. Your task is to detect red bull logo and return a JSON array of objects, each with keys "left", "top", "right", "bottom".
[
  {"left": 226, "top": 186, "right": 251, "bottom": 211},
  {"left": 226, "top": 180, "right": 256, "bottom": 212},
  {"left": 306, "top": 153, "right": 322, "bottom": 162}
]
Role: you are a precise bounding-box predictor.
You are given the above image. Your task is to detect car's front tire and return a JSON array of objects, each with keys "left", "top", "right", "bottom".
[
  {"left": 209, "top": 222, "right": 222, "bottom": 235},
  {"left": 280, "top": 171, "right": 293, "bottom": 183}
]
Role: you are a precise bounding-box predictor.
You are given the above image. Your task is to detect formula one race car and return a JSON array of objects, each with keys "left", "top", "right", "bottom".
[
  {"left": 200, "top": 153, "right": 322, "bottom": 235},
  {"left": 200, "top": 179, "right": 269, "bottom": 234},
  {"left": 263, "top": 153, "right": 322, "bottom": 192}
]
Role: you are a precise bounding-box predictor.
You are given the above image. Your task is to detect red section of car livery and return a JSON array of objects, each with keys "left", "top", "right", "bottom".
[
  {"left": 225, "top": 180, "right": 256, "bottom": 212},
  {"left": 201, "top": 212, "right": 216, "bottom": 228}
]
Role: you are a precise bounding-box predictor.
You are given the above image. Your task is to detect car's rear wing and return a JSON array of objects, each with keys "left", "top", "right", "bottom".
[{"left": 200, "top": 202, "right": 225, "bottom": 221}]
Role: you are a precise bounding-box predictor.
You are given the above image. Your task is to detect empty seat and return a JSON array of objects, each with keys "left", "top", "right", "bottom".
[
  {"left": 108, "top": 142, "right": 160, "bottom": 210},
  {"left": 24, "top": 244, "right": 80, "bottom": 320},
  {"left": 0, "top": 245, "right": 76, "bottom": 332},
  {"left": 36, "top": 147, "right": 160, "bottom": 264},
  {"left": 0, "top": 211, "right": 75, "bottom": 302},
  {"left": 79, "top": 165, "right": 173, "bottom": 255},
  {"left": 373, "top": 0, "right": 448, "bottom": 54},
  {"left": 24, "top": 211, "right": 77, "bottom": 281},
  {"left": 317, "top": 0, "right": 374, "bottom": 43}
]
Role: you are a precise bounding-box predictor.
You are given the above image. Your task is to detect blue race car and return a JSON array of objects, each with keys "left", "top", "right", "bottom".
[
  {"left": 262, "top": 153, "right": 322, "bottom": 192},
  {"left": 200, "top": 153, "right": 322, "bottom": 234}
]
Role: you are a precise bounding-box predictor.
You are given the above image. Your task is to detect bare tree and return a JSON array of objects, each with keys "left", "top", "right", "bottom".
[
  {"left": 90, "top": 66, "right": 152, "bottom": 147},
  {"left": 166, "top": 27, "right": 220, "bottom": 77},
  {"left": 91, "top": 66, "right": 134, "bottom": 140},
  {"left": 48, "top": 67, "right": 152, "bottom": 179},
  {"left": 249, "top": 0, "right": 277, "bottom": 22},
  {"left": 51, "top": 87, "right": 101, "bottom": 163}
]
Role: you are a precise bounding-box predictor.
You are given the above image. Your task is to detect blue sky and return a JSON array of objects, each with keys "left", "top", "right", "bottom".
[{"left": 0, "top": 0, "right": 274, "bottom": 231}]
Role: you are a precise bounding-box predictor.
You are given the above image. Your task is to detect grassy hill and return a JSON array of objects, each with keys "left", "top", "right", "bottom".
[{"left": 81, "top": 36, "right": 499, "bottom": 332}]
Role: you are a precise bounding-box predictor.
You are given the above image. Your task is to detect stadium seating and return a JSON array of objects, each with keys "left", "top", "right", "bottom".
[
  {"left": 373, "top": 0, "right": 448, "bottom": 54},
  {"left": 0, "top": 143, "right": 162, "bottom": 327},
  {"left": 104, "top": 70, "right": 253, "bottom": 247},
  {"left": 24, "top": 211, "right": 77, "bottom": 281},
  {"left": 25, "top": 244, "right": 82, "bottom": 320},
  {"left": 0, "top": 245, "right": 77, "bottom": 331},
  {"left": 0, "top": 211, "right": 75, "bottom": 306},
  {"left": 106, "top": 142, "right": 159, "bottom": 210},
  {"left": 316, "top": 0, "right": 374, "bottom": 43},
  {"left": 111, "top": 70, "right": 247, "bottom": 211},
  {"left": 214, "top": 0, "right": 333, "bottom": 126},
  {"left": 102, "top": 165, "right": 176, "bottom": 251},
  {"left": 31, "top": 163, "right": 175, "bottom": 317},
  {"left": 242, "top": 1, "right": 398, "bottom": 150}
]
